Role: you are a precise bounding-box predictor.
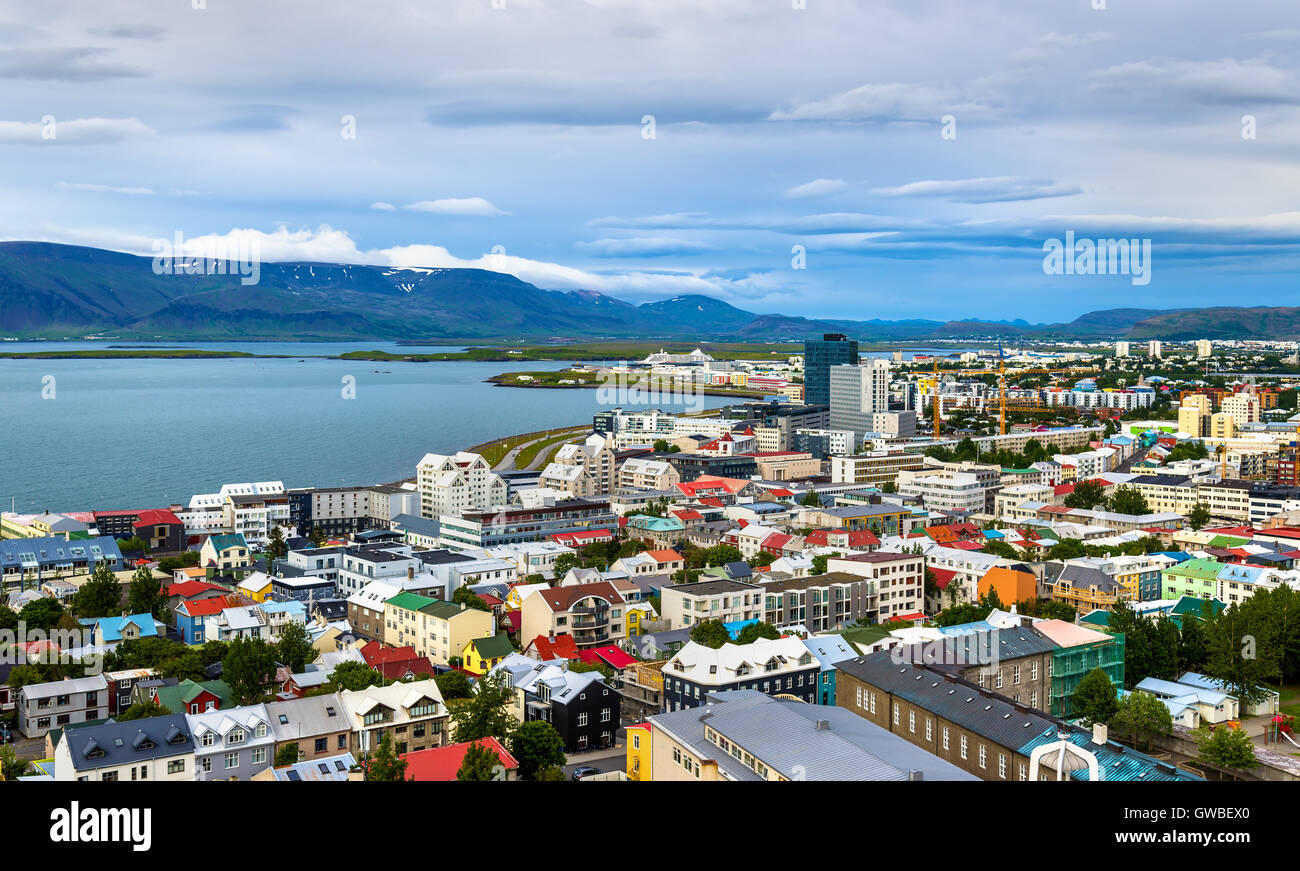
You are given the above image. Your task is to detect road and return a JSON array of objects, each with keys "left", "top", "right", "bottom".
[{"left": 562, "top": 725, "right": 627, "bottom": 779}]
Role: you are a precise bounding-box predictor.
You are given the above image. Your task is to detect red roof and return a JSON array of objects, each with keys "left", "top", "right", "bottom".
[
  {"left": 1053, "top": 484, "right": 1075, "bottom": 496},
  {"left": 1041, "top": 504, "right": 1074, "bottom": 515},
  {"left": 929, "top": 568, "right": 958, "bottom": 590},
  {"left": 768, "top": 488, "right": 795, "bottom": 499},
  {"left": 530, "top": 633, "right": 580, "bottom": 661},
  {"left": 178, "top": 594, "right": 249, "bottom": 617},
  {"left": 645, "top": 549, "right": 683, "bottom": 564},
  {"left": 1264, "top": 527, "right": 1300, "bottom": 540},
  {"left": 403, "top": 738, "right": 518, "bottom": 782},
  {"left": 502, "top": 610, "right": 522, "bottom": 632},
  {"left": 672, "top": 509, "right": 703, "bottom": 521},
  {"left": 761, "top": 532, "right": 793, "bottom": 551},
  {"left": 575, "top": 645, "right": 638, "bottom": 670},
  {"left": 549, "top": 529, "right": 614, "bottom": 546},
  {"left": 949, "top": 540, "right": 985, "bottom": 551},
  {"left": 699, "top": 497, "right": 725, "bottom": 508},
  {"left": 166, "top": 579, "right": 227, "bottom": 599},
  {"left": 893, "top": 611, "right": 927, "bottom": 622}
]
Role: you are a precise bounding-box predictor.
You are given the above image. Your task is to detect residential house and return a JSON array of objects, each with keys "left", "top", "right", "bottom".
[
  {"left": 338, "top": 679, "right": 448, "bottom": 756},
  {"left": 18, "top": 675, "right": 109, "bottom": 738},
  {"left": 383, "top": 592, "right": 496, "bottom": 666},
  {"left": 520, "top": 581, "right": 628, "bottom": 649},
  {"left": 265, "top": 693, "right": 353, "bottom": 762},
  {"left": 52, "top": 714, "right": 195, "bottom": 781},
  {"left": 187, "top": 704, "right": 275, "bottom": 781},
  {"left": 661, "top": 638, "right": 819, "bottom": 710},
  {"left": 403, "top": 738, "right": 519, "bottom": 781},
  {"left": 492, "top": 653, "right": 621, "bottom": 752}
]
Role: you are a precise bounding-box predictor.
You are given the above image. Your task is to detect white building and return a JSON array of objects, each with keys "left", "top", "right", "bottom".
[{"left": 417, "top": 452, "right": 507, "bottom": 519}]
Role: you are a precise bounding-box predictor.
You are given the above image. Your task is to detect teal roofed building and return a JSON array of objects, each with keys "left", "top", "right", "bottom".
[{"left": 79, "top": 613, "right": 162, "bottom": 648}]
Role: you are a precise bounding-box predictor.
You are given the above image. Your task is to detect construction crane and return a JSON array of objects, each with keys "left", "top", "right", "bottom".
[{"left": 926, "top": 347, "right": 1101, "bottom": 436}]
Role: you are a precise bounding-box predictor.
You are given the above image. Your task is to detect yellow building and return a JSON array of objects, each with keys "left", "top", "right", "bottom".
[
  {"left": 460, "top": 634, "right": 515, "bottom": 675},
  {"left": 1209, "top": 412, "right": 1237, "bottom": 440},
  {"left": 236, "top": 571, "right": 272, "bottom": 602},
  {"left": 384, "top": 592, "right": 496, "bottom": 667},
  {"left": 625, "top": 602, "right": 656, "bottom": 637},
  {"left": 626, "top": 723, "right": 653, "bottom": 780}
]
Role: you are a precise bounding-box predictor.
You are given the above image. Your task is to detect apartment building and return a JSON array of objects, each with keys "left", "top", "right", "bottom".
[
  {"left": 0, "top": 536, "right": 123, "bottom": 593},
  {"left": 493, "top": 653, "right": 621, "bottom": 752},
  {"left": 758, "top": 571, "right": 881, "bottom": 633},
  {"left": 265, "top": 693, "right": 352, "bottom": 762},
  {"left": 18, "top": 675, "right": 109, "bottom": 738},
  {"left": 658, "top": 578, "right": 763, "bottom": 629},
  {"left": 338, "top": 679, "right": 448, "bottom": 756},
  {"left": 383, "top": 593, "right": 496, "bottom": 666},
  {"left": 830, "top": 450, "right": 927, "bottom": 488},
  {"left": 897, "top": 468, "right": 988, "bottom": 514},
  {"left": 187, "top": 704, "right": 275, "bottom": 781},
  {"left": 617, "top": 457, "right": 681, "bottom": 490},
  {"left": 439, "top": 498, "right": 616, "bottom": 549},
  {"left": 417, "top": 451, "right": 508, "bottom": 519},
  {"left": 287, "top": 486, "right": 374, "bottom": 539},
  {"left": 52, "top": 714, "right": 196, "bottom": 782},
  {"left": 1197, "top": 479, "right": 1254, "bottom": 522},
  {"left": 1221, "top": 393, "right": 1261, "bottom": 426},
  {"left": 825, "top": 552, "right": 925, "bottom": 621},
  {"left": 519, "top": 581, "right": 628, "bottom": 648},
  {"left": 661, "top": 637, "right": 819, "bottom": 710},
  {"left": 1129, "top": 474, "right": 1198, "bottom": 515}
]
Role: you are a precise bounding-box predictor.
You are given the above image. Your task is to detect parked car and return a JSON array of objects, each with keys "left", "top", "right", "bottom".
[{"left": 570, "top": 766, "right": 600, "bottom": 781}]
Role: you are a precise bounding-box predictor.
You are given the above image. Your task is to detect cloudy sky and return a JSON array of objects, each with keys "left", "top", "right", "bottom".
[{"left": 2, "top": 0, "right": 1297, "bottom": 322}]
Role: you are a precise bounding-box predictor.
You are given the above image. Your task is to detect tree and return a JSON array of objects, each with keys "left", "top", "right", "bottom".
[
  {"left": 535, "top": 764, "right": 566, "bottom": 781},
  {"left": 451, "top": 670, "right": 515, "bottom": 743},
  {"left": 735, "top": 621, "right": 781, "bottom": 645},
  {"left": 747, "top": 551, "right": 775, "bottom": 569},
  {"left": 265, "top": 525, "right": 288, "bottom": 562},
  {"left": 1179, "top": 609, "right": 1209, "bottom": 673},
  {"left": 880, "top": 481, "right": 898, "bottom": 494},
  {"left": 5, "top": 664, "right": 48, "bottom": 693},
  {"left": 551, "top": 553, "right": 583, "bottom": 579},
  {"left": 452, "top": 586, "right": 490, "bottom": 612},
  {"left": 799, "top": 490, "right": 822, "bottom": 507},
  {"left": 275, "top": 622, "right": 315, "bottom": 673},
  {"left": 1071, "top": 667, "right": 1119, "bottom": 726},
  {"left": 330, "top": 661, "right": 382, "bottom": 692},
  {"left": 435, "top": 670, "right": 473, "bottom": 701},
  {"left": 1107, "top": 485, "right": 1150, "bottom": 516},
  {"left": 1064, "top": 480, "right": 1107, "bottom": 510},
  {"left": 126, "top": 565, "right": 168, "bottom": 620},
  {"left": 700, "top": 544, "right": 743, "bottom": 567},
  {"left": 309, "top": 526, "right": 328, "bottom": 548},
  {"left": 1203, "top": 602, "right": 1282, "bottom": 712},
  {"left": 117, "top": 536, "right": 150, "bottom": 554},
  {"left": 1193, "top": 724, "right": 1258, "bottom": 772},
  {"left": 689, "top": 618, "right": 732, "bottom": 650},
  {"left": 363, "top": 731, "right": 409, "bottom": 782},
  {"left": 72, "top": 562, "right": 123, "bottom": 618},
  {"left": 0, "top": 744, "right": 30, "bottom": 781},
  {"left": 158, "top": 650, "right": 207, "bottom": 681},
  {"left": 811, "top": 551, "right": 841, "bottom": 576},
  {"left": 222, "top": 637, "right": 277, "bottom": 704},
  {"left": 275, "top": 743, "right": 301, "bottom": 767},
  {"left": 1111, "top": 691, "right": 1172, "bottom": 751},
  {"left": 18, "top": 597, "right": 65, "bottom": 632},
  {"left": 652, "top": 439, "right": 671, "bottom": 453},
  {"left": 116, "top": 700, "right": 172, "bottom": 721},
  {"left": 457, "top": 740, "right": 504, "bottom": 781},
  {"left": 1187, "top": 503, "right": 1211, "bottom": 531},
  {"left": 509, "top": 720, "right": 566, "bottom": 781}
]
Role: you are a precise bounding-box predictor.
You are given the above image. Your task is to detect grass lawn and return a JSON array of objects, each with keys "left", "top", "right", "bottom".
[
  {"left": 516, "top": 430, "right": 587, "bottom": 469},
  {"left": 1277, "top": 684, "right": 1300, "bottom": 718}
]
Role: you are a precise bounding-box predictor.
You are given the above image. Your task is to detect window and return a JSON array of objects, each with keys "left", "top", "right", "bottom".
[
  {"left": 600, "top": 708, "right": 611, "bottom": 723},
  {"left": 1031, "top": 661, "right": 1039, "bottom": 681},
  {"left": 925, "top": 719, "right": 933, "bottom": 742},
  {"left": 252, "top": 747, "right": 266, "bottom": 765},
  {"left": 892, "top": 705, "right": 900, "bottom": 726},
  {"left": 978, "top": 745, "right": 987, "bottom": 769},
  {"left": 998, "top": 753, "right": 1006, "bottom": 779},
  {"left": 960, "top": 735, "right": 967, "bottom": 760},
  {"left": 577, "top": 712, "right": 589, "bottom": 727},
  {"left": 167, "top": 760, "right": 185, "bottom": 775},
  {"left": 315, "top": 737, "right": 328, "bottom": 753},
  {"left": 942, "top": 727, "right": 950, "bottom": 750},
  {"left": 201, "top": 757, "right": 212, "bottom": 773},
  {"left": 1013, "top": 665, "right": 1021, "bottom": 685},
  {"left": 201, "top": 732, "right": 215, "bottom": 747},
  {"left": 225, "top": 752, "right": 239, "bottom": 770},
  {"left": 908, "top": 711, "right": 915, "bottom": 733},
  {"left": 1018, "top": 762, "right": 1027, "bottom": 782},
  {"left": 994, "top": 670, "right": 1003, "bottom": 689}
]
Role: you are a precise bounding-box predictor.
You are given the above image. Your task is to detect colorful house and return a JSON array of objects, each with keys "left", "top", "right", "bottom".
[
  {"left": 149, "top": 678, "right": 232, "bottom": 715},
  {"left": 1034, "top": 620, "right": 1126, "bottom": 719},
  {"left": 79, "top": 613, "right": 162, "bottom": 649},
  {"left": 626, "top": 722, "right": 652, "bottom": 781},
  {"left": 200, "top": 533, "right": 253, "bottom": 575},
  {"left": 1162, "top": 557, "right": 1225, "bottom": 600},
  {"left": 460, "top": 634, "right": 516, "bottom": 675},
  {"left": 236, "top": 571, "right": 273, "bottom": 602}
]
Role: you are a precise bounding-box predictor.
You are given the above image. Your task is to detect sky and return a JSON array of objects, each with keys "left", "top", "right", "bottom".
[{"left": 1, "top": 0, "right": 1298, "bottom": 323}]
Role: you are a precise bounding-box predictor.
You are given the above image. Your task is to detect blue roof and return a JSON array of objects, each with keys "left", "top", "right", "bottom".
[
  {"left": 207, "top": 533, "right": 248, "bottom": 551},
  {"left": 1017, "top": 728, "right": 1199, "bottom": 781},
  {"left": 0, "top": 535, "right": 123, "bottom": 569},
  {"left": 80, "top": 613, "right": 158, "bottom": 642},
  {"left": 802, "top": 634, "right": 857, "bottom": 671},
  {"left": 723, "top": 618, "right": 760, "bottom": 639},
  {"left": 392, "top": 514, "right": 441, "bottom": 537},
  {"left": 261, "top": 600, "right": 307, "bottom": 617}
]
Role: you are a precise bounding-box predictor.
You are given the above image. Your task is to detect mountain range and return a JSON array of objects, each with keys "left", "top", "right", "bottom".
[{"left": 0, "top": 241, "right": 1295, "bottom": 342}]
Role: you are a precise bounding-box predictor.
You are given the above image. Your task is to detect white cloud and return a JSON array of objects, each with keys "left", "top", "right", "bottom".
[
  {"left": 400, "top": 197, "right": 507, "bottom": 217},
  {"left": 768, "top": 83, "right": 995, "bottom": 122},
  {"left": 0, "top": 116, "right": 154, "bottom": 145},
  {"left": 56, "top": 181, "right": 153, "bottom": 195},
  {"left": 784, "top": 178, "right": 847, "bottom": 199},
  {"left": 871, "top": 177, "right": 1081, "bottom": 203},
  {"left": 369, "top": 201, "right": 396, "bottom": 211}
]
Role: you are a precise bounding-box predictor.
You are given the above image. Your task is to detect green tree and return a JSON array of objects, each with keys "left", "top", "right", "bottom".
[
  {"left": 1203, "top": 601, "right": 1282, "bottom": 711},
  {"left": 309, "top": 526, "right": 327, "bottom": 548},
  {"left": 275, "top": 621, "right": 316, "bottom": 673},
  {"left": 1111, "top": 691, "right": 1173, "bottom": 751},
  {"left": 18, "top": 597, "right": 65, "bottom": 632},
  {"left": 735, "top": 621, "right": 781, "bottom": 645},
  {"left": 4, "top": 664, "right": 47, "bottom": 693},
  {"left": 551, "top": 553, "right": 583, "bottom": 579},
  {"left": 811, "top": 551, "right": 841, "bottom": 576},
  {"left": 689, "top": 618, "right": 732, "bottom": 650},
  {"left": 116, "top": 700, "right": 172, "bottom": 721},
  {"left": 451, "top": 670, "right": 515, "bottom": 743},
  {"left": 363, "top": 731, "right": 409, "bottom": 781},
  {"left": 265, "top": 525, "right": 288, "bottom": 562},
  {"left": 1071, "top": 667, "right": 1119, "bottom": 726},
  {"left": 275, "top": 743, "right": 301, "bottom": 766},
  {"left": 1107, "top": 485, "right": 1150, "bottom": 516},
  {"left": 535, "top": 764, "right": 566, "bottom": 781},
  {"left": 72, "top": 562, "right": 123, "bottom": 618},
  {"left": 652, "top": 439, "right": 671, "bottom": 453},
  {"left": 330, "top": 661, "right": 382, "bottom": 692},
  {"left": 457, "top": 740, "right": 504, "bottom": 781},
  {"left": 158, "top": 650, "right": 207, "bottom": 681},
  {"left": 1187, "top": 503, "right": 1211, "bottom": 531},
  {"left": 435, "top": 669, "right": 473, "bottom": 701},
  {"left": 0, "top": 744, "right": 30, "bottom": 781},
  {"left": 126, "top": 565, "right": 168, "bottom": 620},
  {"left": 452, "top": 586, "right": 491, "bottom": 612},
  {"left": 117, "top": 536, "right": 150, "bottom": 554},
  {"left": 509, "top": 720, "right": 567, "bottom": 781},
  {"left": 747, "top": 551, "right": 775, "bottom": 569},
  {"left": 1193, "top": 724, "right": 1258, "bottom": 772},
  {"left": 1178, "top": 609, "right": 1209, "bottom": 673},
  {"left": 799, "top": 490, "right": 822, "bottom": 507},
  {"left": 1064, "top": 480, "right": 1107, "bottom": 510},
  {"left": 222, "top": 636, "right": 277, "bottom": 704}
]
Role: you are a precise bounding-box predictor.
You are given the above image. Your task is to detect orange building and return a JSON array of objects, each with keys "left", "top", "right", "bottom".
[{"left": 977, "top": 566, "right": 1039, "bottom": 606}]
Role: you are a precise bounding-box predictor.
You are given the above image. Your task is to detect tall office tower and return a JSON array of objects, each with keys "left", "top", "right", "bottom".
[
  {"left": 803, "top": 333, "right": 859, "bottom": 407},
  {"left": 1148, "top": 340, "right": 1163, "bottom": 359},
  {"left": 1196, "top": 339, "right": 1213, "bottom": 358},
  {"left": 829, "top": 359, "right": 891, "bottom": 445},
  {"left": 1115, "top": 341, "right": 1130, "bottom": 358}
]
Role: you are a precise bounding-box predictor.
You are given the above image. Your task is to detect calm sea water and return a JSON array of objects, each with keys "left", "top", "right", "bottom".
[{"left": 0, "top": 342, "right": 722, "bottom": 512}]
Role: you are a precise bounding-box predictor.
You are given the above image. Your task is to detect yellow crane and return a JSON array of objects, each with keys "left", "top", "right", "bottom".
[{"left": 927, "top": 356, "right": 1102, "bottom": 436}]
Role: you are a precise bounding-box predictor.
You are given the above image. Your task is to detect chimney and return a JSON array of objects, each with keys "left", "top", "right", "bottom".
[
  {"left": 908, "top": 769, "right": 924, "bottom": 781},
  {"left": 407, "top": 565, "right": 414, "bottom": 581},
  {"left": 815, "top": 719, "right": 829, "bottom": 731},
  {"left": 460, "top": 602, "right": 467, "bottom": 611},
  {"left": 1092, "top": 723, "right": 1108, "bottom": 745}
]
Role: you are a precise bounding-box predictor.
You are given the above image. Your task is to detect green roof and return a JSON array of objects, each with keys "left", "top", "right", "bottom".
[
  {"left": 419, "top": 599, "right": 468, "bottom": 619},
  {"left": 386, "top": 591, "right": 438, "bottom": 611},
  {"left": 1164, "top": 557, "right": 1224, "bottom": 581},
  {"left": 1079, "top": 609, "right": 1110, "bottom": 628},
  {"left": 468, "top": 633, "right": 515, "bottom": 659},
  {"left": 1169, "top": 595, "right": 1225, "bottom": 619},
  {"left": 152, "top": 678, "right": 231, "bottom": 713},
  {"left": 838, "top": 624, "right": 892, "bottom": 647}
]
